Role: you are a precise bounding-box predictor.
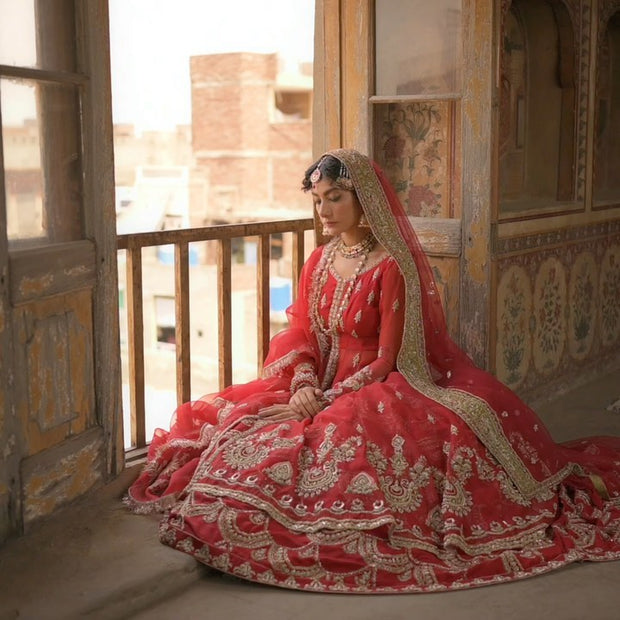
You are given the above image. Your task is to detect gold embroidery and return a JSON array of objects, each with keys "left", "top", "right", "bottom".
[
  {"left": 366, "top": 436, "right": 437, "bottom": 513},
  {"left": 297, "top": 461, "right": 341, "bottom": 498},
  {"left": 296, "top": 424, "right": 362, "bottom": 498},
  {"left": 347, "top": 472, "right": 379, "bottom": 494},
  {"left": 265, "top": 461, "right": 294, "bottom": 485},
  {"left": 210, "top": 552, "right": 232, "bottom": 573},
  {"left": 441, "top": 479, "right": 473, "bottom": 517},
  {"left": 162, "top": 489, "right": 620, "bottom": 593},
  {"left": 509, "top": 432, "right": 541, "bottom": 465},
  {"left": 501, "top": 551, "right": 524, "bottom": 575},
  {"left": 218, "top": 505, "right": 272, "bottom": 548},
  {"left": 222, "top": 441, "right": 270, "bottom": 470},
  {"left": 233, "top": 562, "right": 255, "bottom": 580},
  {"left": 221, "top": 425, "right": 286, "bottom": 470}
]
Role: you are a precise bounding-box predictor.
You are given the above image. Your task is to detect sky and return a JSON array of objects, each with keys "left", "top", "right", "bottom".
[{"left": 109, "top": 0, "right": 315, "bottom": 132}]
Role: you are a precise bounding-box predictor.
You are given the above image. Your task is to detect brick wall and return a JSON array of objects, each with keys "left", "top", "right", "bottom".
[{"left": 190, "top": 52, "right": 312, "bottom": 221}]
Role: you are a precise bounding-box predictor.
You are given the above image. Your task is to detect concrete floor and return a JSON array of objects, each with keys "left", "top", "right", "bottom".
[{"left": 1, "top": 369, "right": 620, "bottom": 620}]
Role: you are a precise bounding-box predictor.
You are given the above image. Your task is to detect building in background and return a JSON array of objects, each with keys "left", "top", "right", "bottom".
[
  {"left": 114, "top": 52, "right": 312, "bottom": 235},
  {"left": 191, "top": 52, "right": 313, "bottom": 224}
]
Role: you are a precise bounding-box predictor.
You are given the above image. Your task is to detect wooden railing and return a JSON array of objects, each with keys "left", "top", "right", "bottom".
[{"left": 117, "top": 218, "right": 315, "bottom": 453}]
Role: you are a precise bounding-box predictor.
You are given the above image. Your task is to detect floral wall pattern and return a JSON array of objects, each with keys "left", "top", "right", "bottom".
[
  {"left": 372, "top": 99, "right": 460, "bottom": 344},
  {"left": 373, "top": 101, "right": 454, "bottom": 218},
  {"left": 495, "top": 228, "right": 620, "bottom": 397},
  {"left": 568, "top": 251, "right": 597, "bottom": 359},
  {"left": 532, "top": 258, "right": 567, "bottom": 374},
  {"left": 496, "top": 265, "right": 532, "bottom": 385},
  {"left": 599, "top": 244, "right": 620, "bottom": 346}
]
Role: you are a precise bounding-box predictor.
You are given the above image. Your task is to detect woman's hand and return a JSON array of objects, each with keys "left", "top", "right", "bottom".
[
  {"left": 257, "top": 387, "right": 327, "bottom": 423},
  {"left": 289, "top": 386, "right": 325, "bottom": 419},
  {"left": 257, "top": 404, "right": 309, "bottom": 423}
]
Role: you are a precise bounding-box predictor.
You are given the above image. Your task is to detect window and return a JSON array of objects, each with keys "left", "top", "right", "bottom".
[
  {"left": 375, "top": 0, "right": 461, "bottom": 96},
  {"left": 372, "top": 0, "right": 462, "bottom": 219},
  {"left": 1, "top": 0, "right": 85, "bottom": 246}
]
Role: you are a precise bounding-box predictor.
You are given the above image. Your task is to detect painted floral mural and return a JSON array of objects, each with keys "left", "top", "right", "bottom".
[
  {"left": 497, "top": 267, "right": 531, "bottom": 387},
  {"left": 599, "top": 245, "right": 620, "bottom": 346},
  {"left": 374, "top": 102, "right": 450, "bottom": 217},
  {"left": 568, "top": 252, "right": 596, "bottom": 358},
  {"left": 533, "top": 258, "right": 566, "bottom": 374}
]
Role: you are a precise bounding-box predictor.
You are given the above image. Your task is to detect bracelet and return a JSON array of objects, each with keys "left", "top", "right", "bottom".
[{"left": 290, "top": 363, "right": 319, "bottom": 395}]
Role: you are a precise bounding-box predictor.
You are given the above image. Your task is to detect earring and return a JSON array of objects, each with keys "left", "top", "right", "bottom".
[{"left": 358, "top": 214, "right": 370, "bottom": 228}]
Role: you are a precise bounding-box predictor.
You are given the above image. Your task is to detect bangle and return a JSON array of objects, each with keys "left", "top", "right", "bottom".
[{"left": 290, "top": 363, "right": 318, "bottom": 395}]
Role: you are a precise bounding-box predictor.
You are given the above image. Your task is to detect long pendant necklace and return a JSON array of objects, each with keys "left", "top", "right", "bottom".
[{"left": 311, "top": 237, "right": 374, "bottom": 337}]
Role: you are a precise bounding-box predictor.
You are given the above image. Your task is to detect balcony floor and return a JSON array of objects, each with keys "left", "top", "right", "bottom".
[{"left": 1, "top": 369, "right": 620, "bottom": 620}]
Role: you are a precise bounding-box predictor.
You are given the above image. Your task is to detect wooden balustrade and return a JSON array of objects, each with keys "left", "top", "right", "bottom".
[{"left": 117, "top": 219, "right": 315, "bottom": 453}]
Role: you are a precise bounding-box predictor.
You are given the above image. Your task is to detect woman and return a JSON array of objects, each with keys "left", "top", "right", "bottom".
[{"left": 127, "top": 149, "right": 620, "bottom": 593}]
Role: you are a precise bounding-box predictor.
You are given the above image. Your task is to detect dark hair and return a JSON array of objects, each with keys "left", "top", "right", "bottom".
[{"left": 301, "top": 155, "right": 350, "bottom": 192}]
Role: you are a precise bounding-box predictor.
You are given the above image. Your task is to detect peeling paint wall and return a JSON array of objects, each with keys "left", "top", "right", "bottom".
[
  {"left": 10, "top": 290, "right": 100, "bottom": 529},
  {"left": 21, "top": 428, "right": 104, "bottom": 527}
]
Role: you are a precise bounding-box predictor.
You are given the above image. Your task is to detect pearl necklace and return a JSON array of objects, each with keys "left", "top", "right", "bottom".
[
  {"left": 336, "top": 232, "right": 376, "bottom": 259},
  {"left": 311, "top": 240, "right": 372, "bottom": 337}
]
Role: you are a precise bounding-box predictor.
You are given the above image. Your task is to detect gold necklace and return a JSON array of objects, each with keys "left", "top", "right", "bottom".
[
  {"left": 311, "top": 240, "right": 371, "bottom": 337},
  {"left": 336, "top": 232, "right": 376, "bottom": 259}
]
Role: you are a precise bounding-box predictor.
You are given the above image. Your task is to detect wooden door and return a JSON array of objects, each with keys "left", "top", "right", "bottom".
[{"left": 0, "top": 0, "right": 121, "bottom": 540}]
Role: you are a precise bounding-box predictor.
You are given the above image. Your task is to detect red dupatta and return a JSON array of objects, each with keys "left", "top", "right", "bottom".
[{"left": 328, "top": 149, "right": 597, "bottom": 501}]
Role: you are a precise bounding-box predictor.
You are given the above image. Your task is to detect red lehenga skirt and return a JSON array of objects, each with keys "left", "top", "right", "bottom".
[{"left": 127, "top": 370, "right": 620, "bottom": 593}]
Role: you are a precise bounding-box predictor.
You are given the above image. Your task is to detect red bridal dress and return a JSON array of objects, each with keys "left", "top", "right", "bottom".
[{"left": 127, "top": 149, "right": 620, "bottom": 593}]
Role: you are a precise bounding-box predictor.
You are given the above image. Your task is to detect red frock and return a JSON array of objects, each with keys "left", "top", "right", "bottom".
[{"left": 128, "top": 242, "right": 620, "bottom": 593}]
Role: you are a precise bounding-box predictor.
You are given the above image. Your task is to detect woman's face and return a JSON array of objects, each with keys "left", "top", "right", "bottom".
[{"left": 311, "top": 178, "right": 363, "bottom": 237}]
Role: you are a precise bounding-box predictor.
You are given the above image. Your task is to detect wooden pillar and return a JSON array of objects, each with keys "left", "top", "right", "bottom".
[
  {"left": 460, "top": 0, "right": 496, "bottom": 368},
  {"left": 76, "top": 0, "right": 124, "bottom": 475},
  {"left": 313, "top": 0, "right": 342, "bottom": 156}
]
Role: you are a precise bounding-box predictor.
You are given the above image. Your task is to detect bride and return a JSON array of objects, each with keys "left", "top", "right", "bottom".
[{"left": 127, "top": 149, "right": 620, "bottom": 593}]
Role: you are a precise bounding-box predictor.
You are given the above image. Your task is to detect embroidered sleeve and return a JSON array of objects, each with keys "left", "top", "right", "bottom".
[
  {"left": 262, "top": 249, "right": 321, "bottom": 387},
  {"left": 322, "top": 259, "right": 405, "bottom": 403}
]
